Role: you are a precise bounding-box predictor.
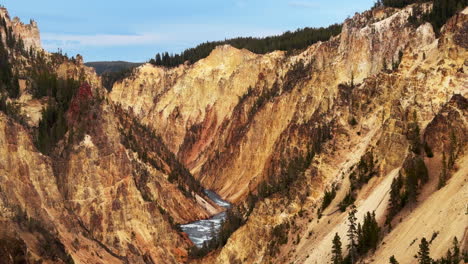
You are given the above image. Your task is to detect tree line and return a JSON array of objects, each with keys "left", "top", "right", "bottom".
[
  {"left": 331, "top": 206, "right": 381, "bottom": 264},
  {"left": 388, "top": 236, "right": 465, "bottom": 264},
  {"left": 376, "top": 0, "right": 468, "bottom": 34},
  {"left": 0, "top": 17, "right": 21, "bottom": 99},
  {"left": 31, "top": 53, "right": 82, "bottom": 154},
  {"left": 0, "top": 12, "right": 85, "bottom": 155},
  {"left": 149, "top": 24, "right": 342, "bottom": 68}
]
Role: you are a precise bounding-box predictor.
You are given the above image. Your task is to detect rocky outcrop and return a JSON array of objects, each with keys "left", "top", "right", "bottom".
[
  {"left": 0, "top": 8, "right": 221, "bottom": 264},
  {"left": 0, "top": 7, "right": 41, "bottom": 50},
  {"left": 110, "top": 4, "right": 459, "bottom": 205},
  {"left": 0, "top": 113, "right": 122, "bottom": 263},
  {"left": 205, "top": 6, "right": 468, "bottom": 264},
  {"left": 0, "top": 3, "right": 467, "bottom": 264}
]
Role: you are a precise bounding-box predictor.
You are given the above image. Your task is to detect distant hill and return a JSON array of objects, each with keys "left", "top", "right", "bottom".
[
  {"left": 149, "top": 24, "right": 342, "bottom": 68},
  {"left": 84, "top": 61, "right": 143, "bottom": 75}
]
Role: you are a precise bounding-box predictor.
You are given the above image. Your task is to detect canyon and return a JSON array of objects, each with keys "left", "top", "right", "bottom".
[{"left": 0, "top": 2, "right": 467, "bottom": 264}]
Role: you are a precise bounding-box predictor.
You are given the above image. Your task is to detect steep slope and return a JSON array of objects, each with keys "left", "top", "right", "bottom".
[
  {"left": 0, "top": 112, "right": 123, "bottom": 263},
  {"left": 0, "top": 8, "right": 220, "bottom": 264},
  {"left": 110, "top": 3, "right": 442, "bottom": 204},
  {"left": 206, "top": 6, "right": 468, "bottom": 264},
  {"left": 0, "top": 2, "right": 466, "bottom": 264},
  {"left": 0, "top": 7, "right": 41, "bottom": 51},
  {"left": 111, "top": 3, "right": 467, "bottom": 264}
]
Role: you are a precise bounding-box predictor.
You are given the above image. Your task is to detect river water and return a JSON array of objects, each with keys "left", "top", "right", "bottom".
[{"left": 180, "top": 190, "right": 231, "bottom": 247}]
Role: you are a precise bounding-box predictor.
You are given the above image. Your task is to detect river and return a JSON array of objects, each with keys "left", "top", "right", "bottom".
[{"left": 180, "top": 190, "right": 231, "bottom": 247}]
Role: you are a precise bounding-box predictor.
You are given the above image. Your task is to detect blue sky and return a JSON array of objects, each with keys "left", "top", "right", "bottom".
[{"left": 3, "top": 0, "right": 375, "bottom": 62}]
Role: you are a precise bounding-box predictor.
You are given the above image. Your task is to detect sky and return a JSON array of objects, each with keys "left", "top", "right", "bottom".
[{"left": 3, "top": 0, "right": 375, "bottom": 62}]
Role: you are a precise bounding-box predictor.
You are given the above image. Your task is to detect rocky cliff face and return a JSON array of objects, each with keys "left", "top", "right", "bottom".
[
  {"left": 0, "top": 7, "right": 41, "bottom": 50},
  {"left": 1, "top": 3, "right": 467, "bottom": 264},
  {"left": 202, "top": 6, "right": 468, "bottom": 264},
  {"left": 0, "top": 9, "right": 219, "bottom": 264},
  {"left": 111, "top": 3, "right": 467, "bottom": 264},
  {"left": 0, "top": 108, "right": 194, "bottom": 263},
  {"left": 109, "top": 3, "right": 460, "bottom": 204}
]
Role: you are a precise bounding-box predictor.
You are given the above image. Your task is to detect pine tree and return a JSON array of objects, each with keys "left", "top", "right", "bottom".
[
  {"left": 417, "top": 238, "right": 431, "bottom": 264},
  {"left": 149, "top": 23, "right": 342, "bottom": 68},
  {"left": 438, "top": 151, "right": 447, "bottom": 189},
  {"left": 357, "top": 211, "right": 380, "bottom": 255},
  {"left": 373, "top": 0, "right": 383, "bottom": 8},
  {"left": 403, "top": 157, "right": 427, "bottom": 204},
  {"left": 331, "top": 233, "right": 343, "bottom": 264},
  {"left": 387, "top": 175, "right": 402, "bottom": 224},
  {"left": 389, "top": 255, "right": 399, "bottom": 264},
  {"left": 444, "top": 249, "right": 453, "bottom": 264},
  {"left": 448, "top": 130, "right": 457, "bottom": 168},
  {"left": 347, "top": 205, "right": 358, "bottom": 263},
  {"left": 415, "top": 157, "right": 428, "bottom": 185},
  {"left": 452, "top": 237, "right": 460, "bottom": 264},
  {"left": 155, "top": 53, "right": 162, "bottom": 65},
  {"left": 357, "top": 222, "right": 363, "bottom": 254},
  {"left": 398, "top": 50, "right": 403, "bottom": 66}
]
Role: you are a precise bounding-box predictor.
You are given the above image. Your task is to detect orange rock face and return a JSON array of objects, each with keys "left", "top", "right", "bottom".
[{"left": 0, "top": 3, "right": 467, "bottom": 264}]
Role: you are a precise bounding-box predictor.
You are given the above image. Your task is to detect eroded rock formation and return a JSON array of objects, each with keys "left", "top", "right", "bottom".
[{"left": 0, "top": 3, "right": 467, "bottom": 264}]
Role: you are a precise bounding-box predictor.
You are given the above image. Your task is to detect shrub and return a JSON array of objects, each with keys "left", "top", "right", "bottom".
[
  {"left": 339, "top": 189, "right": 356, "bottom": 212},
  {"left": 321, "top": 185, "right": 337, "bottom": 211}
]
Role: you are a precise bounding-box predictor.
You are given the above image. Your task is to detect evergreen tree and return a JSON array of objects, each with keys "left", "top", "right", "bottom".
[
  {"left": 373, "top": 0, "right": 383, "bottom": 8},
  {"left": 382, "top": 0, "right": 468, "bottom": 34},
  {"left": 428, "top": 0, "right": 467, "bottom": 34},
  {"left": 155, "top": 53, "right": 162, "bottom": 65},
  {"left": 444, "top": 249, "right": 453, "bottom": 264},
  {"left": 339, "top": 189, "right": 355, "bottom": 212},
  {"left": 347, "top": 205, "right": 358, "bottom": 264},
  {"left": 331, "top": 233, "right": 343, "bottom": 264},
  {"left": 405, "top": 164, "right": 418, "bottom": 203},
  {"left": 387, "top": 174, "right": 403, "bottom": 224},
  {"left": 417, "top": 238, "right": 431, "bottom": 264},
  {"left": 448, "top": 130, "right": 457, "bottom": 168},
  {"left": 404, "top": 157, "right": 428, "bottom": 203},
  {"left": 415, "top": 157, "right": 428, "bottom": 184},
  {"left": 322, "top": 186, "right": 337, "bottom": 210},
  {"left": 162, "top": 52, "right": 170, "bottom": 65},
  {"left": 149, "top": 23, "right": 342, "bottom": 68},
  {"left": 357, "top": 222, "right": 363, "bottom": 254},
  {"left": 452, "top": 237, "right": 460, "bottom": 264},
  {"left": 438, "top": 151, "right": 447, "bottom": 189},
  {"left": 389, "top": 255, "right": 399, "bottom": 264},
  {"left": 358, "top": 211, "right": 380, "bottom": 255}
]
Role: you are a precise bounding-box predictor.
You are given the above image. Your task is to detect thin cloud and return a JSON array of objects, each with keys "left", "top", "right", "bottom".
[
  {"left": 41, "top": 25, "right": 283, "bottom": 61},
  {"left": 42, "top": 32, "right": 164, "bottom": 49},
  {"left": 288, "top": 1, "right": 320, "bottom": 8}
]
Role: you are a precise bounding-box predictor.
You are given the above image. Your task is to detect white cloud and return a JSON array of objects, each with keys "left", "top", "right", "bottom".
[
  {"left": 288, "top": 1, "right": 320, "bottom": 8},
  {"left": 40, "top": 24, "right": 284, "bottom": 60},
  {"left": 41, "top": 25, "right": 281, "bottom": 51},
  {"left": 42, "top": 32, "right": 164, "bottom": 49}
]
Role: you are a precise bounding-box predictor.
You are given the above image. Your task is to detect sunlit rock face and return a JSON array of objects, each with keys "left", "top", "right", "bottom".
[
  {"left": 0, "top": 2, "right": 467, "bottom": 264},
  {"left": 0, "top": 7, "right": 41, "bottom": 50},
  {"left": 109, "top": 3, "right": 462, "bottom": 204},
  {"left": 112, "top": 4, "right": 467, "bottom": 264},
  {"left": 204, "top": 6, "right": 468, "bottom": 264},
  {"left": 0, "top": 8, "right": 222, "bottom": 264}
]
